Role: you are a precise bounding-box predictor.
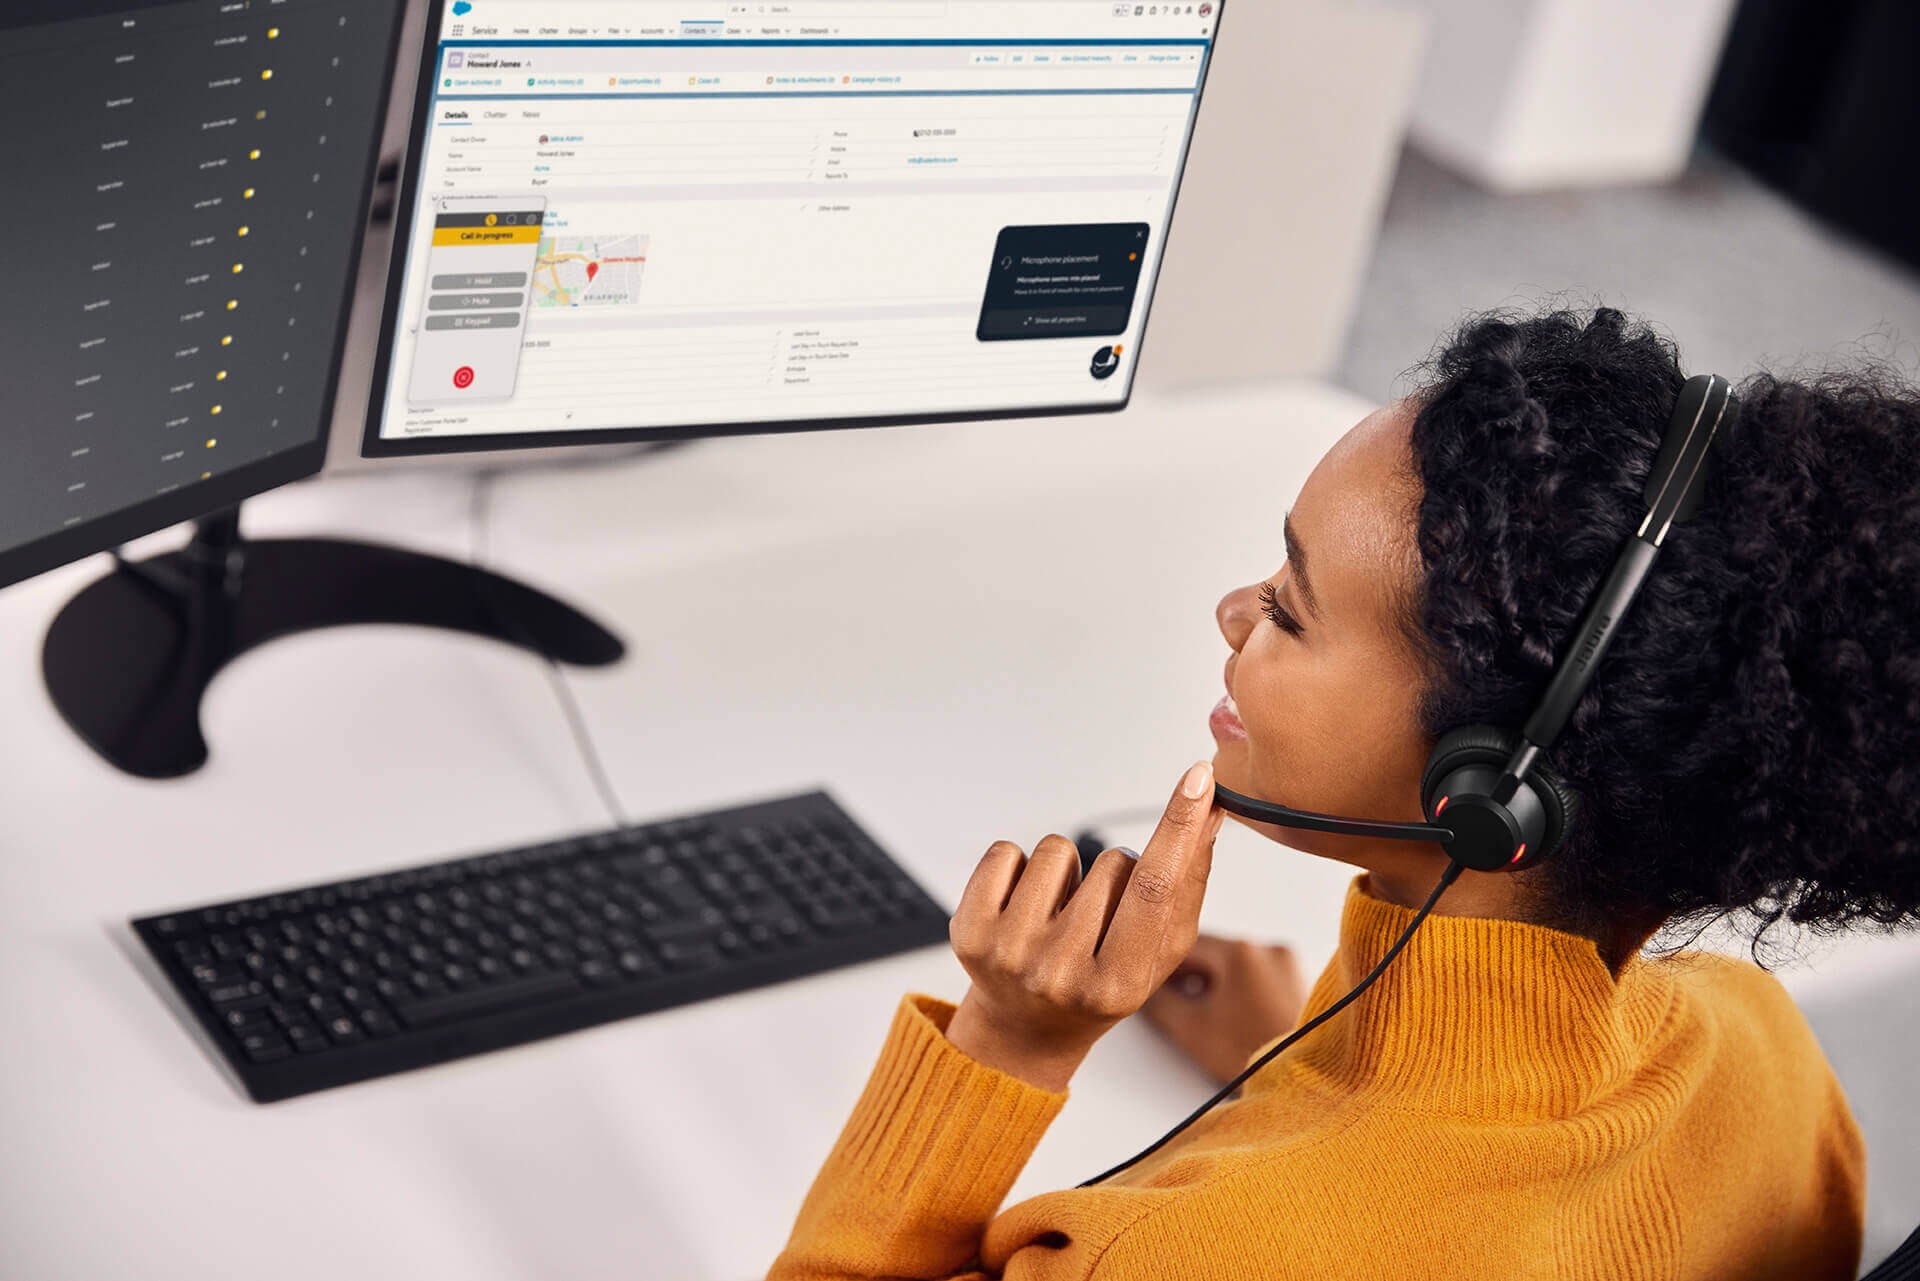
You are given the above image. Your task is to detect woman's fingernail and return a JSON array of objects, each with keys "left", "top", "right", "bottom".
[
  {"left": 1114, "top": 846, "right": 1140, "bottom": 861},
  {"left": 1181, "top": 760, "right": 1213, "bottom": 800}
]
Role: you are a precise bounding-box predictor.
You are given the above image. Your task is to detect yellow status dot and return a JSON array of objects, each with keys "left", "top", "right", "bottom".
[
  {"left": 226, "top": 299, "right": 238, "bottom": 310},
  {"left": 237, "top": 226, "right": 249, "bottom": 236},
  {"left": 255, "top": 110, "right": 267, "bottom": 120},
  {"left": 206, "top": 439, "right": 218, "bottom": 449},
  {"left": 260, "top": 69, "right": 273, "bottom": 80},
  {"left": 221, "top": 335, "right": 233, "bottom": 346},
  {"left": 267, "top": 27, "right": 279, "bottom": 38},
  {"left": 249, "top": 148, "right": 261, "bottom": 160},
  {"left": 232, "top": 263, "right": 244, "bottom": 273},
  {"left": 243, "top": 188, "right": 255, "bottom": 199},
  {"left": 216, "top": 371, "right": 228, "bottom": 381},
  {"left": 202, "top": 472, "right": 213, "bottom": 480},
  {"left": 210, "top": 405, "right": 222, "bottom": 416}
]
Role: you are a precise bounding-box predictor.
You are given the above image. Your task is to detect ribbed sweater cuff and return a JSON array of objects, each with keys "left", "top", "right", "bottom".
[{"left": 830, "top": 992, "right": 1067, "bottom": 1213}]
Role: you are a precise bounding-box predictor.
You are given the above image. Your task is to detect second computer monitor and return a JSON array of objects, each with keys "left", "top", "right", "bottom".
[{"left": 362, "top": 0, "right": 1225, "bottom": 457}]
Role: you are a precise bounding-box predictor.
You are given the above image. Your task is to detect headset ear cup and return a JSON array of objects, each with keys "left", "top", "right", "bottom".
[
  {"left": 1421, "top": 725, "right": 1521, "bottom": 814},
  {"left": 1526, "top": 763, "right": 1579, "bottom": 865},
  {"left": 1421, "top": 724, "right": 1579, "bottom": 869}
]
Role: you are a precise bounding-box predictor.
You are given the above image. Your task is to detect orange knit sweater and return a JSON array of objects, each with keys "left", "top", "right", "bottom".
[{"left": 770, "top": 875, "right": 1865, "bottom": 1279}]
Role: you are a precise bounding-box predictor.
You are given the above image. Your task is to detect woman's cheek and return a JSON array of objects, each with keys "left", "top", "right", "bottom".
[{"left": 1238, "top": 673, "right": 1301, "bottom": 792}]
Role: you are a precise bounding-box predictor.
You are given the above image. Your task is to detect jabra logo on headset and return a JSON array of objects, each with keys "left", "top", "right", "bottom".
[{"left": 1575, "top": 615, "right": 1612, "bottom": 670}]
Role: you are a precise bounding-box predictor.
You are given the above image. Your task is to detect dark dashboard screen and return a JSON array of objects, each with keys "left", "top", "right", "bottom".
[{"left": 0, "top": 0, "right": 401, "bottom": 588}]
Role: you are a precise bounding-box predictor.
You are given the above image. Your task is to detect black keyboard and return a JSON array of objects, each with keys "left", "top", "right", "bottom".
[{"left": 132, "top": 791, "right": 950, "bottom": 1102}]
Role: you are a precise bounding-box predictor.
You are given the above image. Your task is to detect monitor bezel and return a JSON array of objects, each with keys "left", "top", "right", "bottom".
[
  {"left": 359, "top": 0, "right": 1228, "bottom": 459},
  {"left": 0, "top": 0, "right": 410, "bottom": 593}
]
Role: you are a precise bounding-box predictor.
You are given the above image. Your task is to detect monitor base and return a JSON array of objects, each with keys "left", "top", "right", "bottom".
[{"left": 41, "top": 505, "right": 624, "bottom": 779}]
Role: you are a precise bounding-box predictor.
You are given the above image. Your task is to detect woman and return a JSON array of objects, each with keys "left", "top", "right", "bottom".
[{"left": 768, "top": 306, "right": 1919, "bottom": 1279}]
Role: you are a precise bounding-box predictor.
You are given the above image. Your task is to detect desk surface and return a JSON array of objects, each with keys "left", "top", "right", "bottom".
[{"left": 2, "top": 381, "right": 1913, "bottom": 1280}]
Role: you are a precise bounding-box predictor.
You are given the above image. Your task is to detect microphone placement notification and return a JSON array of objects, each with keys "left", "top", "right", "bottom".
[{"left": 976, "top": 223, "right": 1150, "bottom": 341}]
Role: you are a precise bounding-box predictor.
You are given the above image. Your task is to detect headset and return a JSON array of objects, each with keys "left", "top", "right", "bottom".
[{"left": 1078, "top": 373, "right": 1740, "bottom": 1187}]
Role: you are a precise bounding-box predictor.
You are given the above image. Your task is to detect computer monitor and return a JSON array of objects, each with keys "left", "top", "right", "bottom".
[
  {"left": 0, "top": 0, "right": 404, "bottom": 592},
  {"left": 362, "top": 0, "right": 1226, "bottom": 456},
  {"left": 1, "top": 0, "right": 626, "bottom": 781}
]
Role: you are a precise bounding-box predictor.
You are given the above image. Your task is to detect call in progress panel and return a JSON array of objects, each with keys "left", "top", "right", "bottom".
[{"left": 407, "top": 197, "right": 547, "bottom": 407}]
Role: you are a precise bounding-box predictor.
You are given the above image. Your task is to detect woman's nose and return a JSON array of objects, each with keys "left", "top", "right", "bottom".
[{"left": 1216, "top": 584, "right": 1256, "bottom": 651}]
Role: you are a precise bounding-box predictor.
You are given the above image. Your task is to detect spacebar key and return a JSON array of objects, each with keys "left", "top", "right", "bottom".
[{"left": 391, "top": 971, "right": 583, "bottom": 1028}]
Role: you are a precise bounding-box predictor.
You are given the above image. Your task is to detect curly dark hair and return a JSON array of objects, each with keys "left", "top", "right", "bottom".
[{"left": 1403, "top": 304, "right": 1920, "bottom": 955}]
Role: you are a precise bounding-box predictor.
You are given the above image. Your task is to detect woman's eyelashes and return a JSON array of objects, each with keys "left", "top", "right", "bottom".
[{"left": 1257, "top": 580, "right": 1304, "bottom": 637}]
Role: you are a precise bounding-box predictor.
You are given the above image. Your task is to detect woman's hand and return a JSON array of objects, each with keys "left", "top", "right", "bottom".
[
  {"left": 1140, "top": 935, "right": 1308, "bottom": 1085},
  {"left": 943, "top": 761, "right": 1227, "bottom": 1092}
]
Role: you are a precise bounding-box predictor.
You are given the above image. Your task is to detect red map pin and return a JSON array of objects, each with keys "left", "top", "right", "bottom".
[{"left": 586, "top": 262, "right": 600, "bottom": 284}]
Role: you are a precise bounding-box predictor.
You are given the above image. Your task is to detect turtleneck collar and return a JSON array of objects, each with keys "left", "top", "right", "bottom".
[{"left": 1244, "top": 875, "right": 1676, "bottom": 1120}]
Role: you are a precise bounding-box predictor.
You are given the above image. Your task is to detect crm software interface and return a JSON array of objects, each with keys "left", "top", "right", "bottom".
[{"left": 371, "top": 0, "right": 1222, "bottom": 445}]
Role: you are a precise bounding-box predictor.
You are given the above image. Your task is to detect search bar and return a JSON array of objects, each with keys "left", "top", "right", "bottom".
[{"left": 757, "top": 2, "right": 948, "bottom": 15}]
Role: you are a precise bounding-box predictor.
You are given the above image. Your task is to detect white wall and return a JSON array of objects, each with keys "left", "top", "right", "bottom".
[
  {"left": 1139, "top": 0, "right": 1426, "bottom": 389},
  {"left": 1406, "top": 0, "right": 1740, "bottom": 191}
]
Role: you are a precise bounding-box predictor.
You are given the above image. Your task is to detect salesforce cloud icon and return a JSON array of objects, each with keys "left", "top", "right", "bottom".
[{"left": 452, "top": 1, "right": 473, "bottom": 14}]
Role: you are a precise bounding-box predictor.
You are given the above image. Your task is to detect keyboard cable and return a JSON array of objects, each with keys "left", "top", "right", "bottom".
[{"left": 466, "top": 463, "right": 642, "bottom": 832}]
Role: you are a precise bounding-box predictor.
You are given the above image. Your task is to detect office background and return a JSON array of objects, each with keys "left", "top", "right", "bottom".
[{"left": 4, "top": 0, "right": 1918, "bottom": 1276}]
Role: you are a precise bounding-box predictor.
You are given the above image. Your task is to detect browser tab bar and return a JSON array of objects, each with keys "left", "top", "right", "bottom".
[{"left": 438, "top": 0, "right": 1213, "bottom": 41}]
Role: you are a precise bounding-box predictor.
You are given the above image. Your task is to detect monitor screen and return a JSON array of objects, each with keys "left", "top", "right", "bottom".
[
  {"left": 0, "top": 0, "right": 403, "bottom": 590},
  {"left": 363, "top": 0, "right": 1225, "bottom": 456}
]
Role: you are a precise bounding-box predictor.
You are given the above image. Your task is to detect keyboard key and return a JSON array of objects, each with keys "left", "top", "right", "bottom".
[
  {"left": 241, "top": 1032, "right": 292, "bottom": 1063},
  {"left": 285, "top": 1022, "right": 329, "bottom": 1054},
  {"left": 657, "top": 940, "right": 722, "bottom": 971},
  {"left": 192, "top": 961, "right": 243, "bottom": 987},
  {"left": 151, "top": 914, "right": 197, "bottom": 940},
  {"left": 208, "top": 982, "right": 267, "bottom": 1009},
  {"left": 358, "top": 1007, "right": 399, "bottom": 1038},
  {"left": 391, "top": 970, "right": 582, "bottom": 1029},
  {"left": 269, "top": 973, "right": 311, "bottom": 1001},
  {"left": 578, "top": 959, "right": 618, "bottom": 986},
  {"left": 808, "top": 902, "right": 876, "bottom": 933},
  {"left": 223, "top": 1007, "right": 273, "bottom": 1034},
  {"left": 643, "top": 917, "right": 724, "bottom": 950},
  {"left": 306, "top": 994, "right": 346, "bottom": 1020}
]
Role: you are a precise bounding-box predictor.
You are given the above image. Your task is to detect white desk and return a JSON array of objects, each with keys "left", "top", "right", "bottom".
[{"left": 2, "top": 382, "right": 1913, "bottom": 1280}]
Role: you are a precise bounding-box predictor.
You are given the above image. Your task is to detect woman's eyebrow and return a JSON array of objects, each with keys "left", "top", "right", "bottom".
[{"left": 1283, "top": 511, "right": 1322, "bottom": 620}]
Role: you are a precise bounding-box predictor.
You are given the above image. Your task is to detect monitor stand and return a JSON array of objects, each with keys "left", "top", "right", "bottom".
[{"left": 41, "top": 504, "right": 624, "bottom": 779}]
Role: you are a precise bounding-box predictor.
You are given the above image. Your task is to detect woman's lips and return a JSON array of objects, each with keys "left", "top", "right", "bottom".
[{"left": 1209, "top": 692, "right": 1247, "bottom": 743}]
